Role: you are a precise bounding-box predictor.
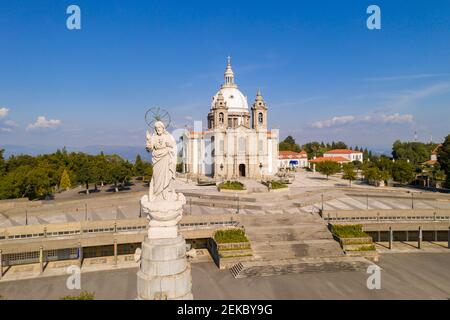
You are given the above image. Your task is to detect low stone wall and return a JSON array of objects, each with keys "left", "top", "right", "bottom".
[{"left": 333, "top": 234, "right": 378, "bottom": 260}]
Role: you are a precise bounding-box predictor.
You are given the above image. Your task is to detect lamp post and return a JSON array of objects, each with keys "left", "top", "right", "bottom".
[
  {"left": 259, "top": 162, "right": 263, "bottom": 182},
  {"left": 220, "top": 163, "right": 224, "bottom": 181}
]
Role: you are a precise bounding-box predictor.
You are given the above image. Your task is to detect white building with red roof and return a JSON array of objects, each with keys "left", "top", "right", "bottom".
[
  {"left": 423, "top": 144, "right": 442, "bottom": 166},
  {"left": 323, "top": 149, "right": 363, "bottom": 162},
  {"left": 308, "top": 149, "right": 362, "bottom": 172},
  {"left": 278, "top": 150, "right": 308, "bottom": 169}
]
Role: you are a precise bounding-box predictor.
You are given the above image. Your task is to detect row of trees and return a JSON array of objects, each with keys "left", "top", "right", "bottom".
[
  {"left": 279, "top": 136, "right": 374, "bottom": 160},
  {"left": 314, "top": 158, "right": 416, "bottom": 186},
  {"left": 0, "top": 148, "right": 153, "bottom": 200},
  {"left": 283, "top": 134, "right": 450, "bottom": 188}
]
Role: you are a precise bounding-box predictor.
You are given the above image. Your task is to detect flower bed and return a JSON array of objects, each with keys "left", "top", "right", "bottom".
[
  {"left": 218, "top": 181, "right": 245, "bottom": 191},
  {"left": 262, "top": 180, "right": 288, "bottom": 190},
  {"left": 207, "top": 228, "right": 252, "bottom": 269}
]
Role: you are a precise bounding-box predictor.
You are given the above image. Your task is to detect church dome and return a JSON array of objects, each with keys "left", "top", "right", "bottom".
[
  {"left": 210, "top": 57, "right": 249, "bottom": 113},
  {"left": 211, "top": 87, "right": 249, "bottom": 113}
]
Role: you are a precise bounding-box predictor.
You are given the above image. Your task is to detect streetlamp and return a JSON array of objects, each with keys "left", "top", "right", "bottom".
[{"left": 259, "top": 162, "right": 263, "bottom": 182}]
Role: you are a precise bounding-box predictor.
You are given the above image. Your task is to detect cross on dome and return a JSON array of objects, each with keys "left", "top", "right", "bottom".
[{"left": 223, "top": 56, "right": 235, "bottom": 88}]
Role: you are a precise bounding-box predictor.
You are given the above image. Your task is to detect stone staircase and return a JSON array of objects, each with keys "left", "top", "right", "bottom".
[
  {"left": 230, "top": 213, "right": 374, "bottom": 278},
  {"left": 229, "top": 257, "right": 372, "bottom": 278}
]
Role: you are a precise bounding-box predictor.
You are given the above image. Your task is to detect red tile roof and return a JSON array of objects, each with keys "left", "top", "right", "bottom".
[
  {"left": 325, "top": 149, "right": 362, "bottom": 155},
  {"left": 279, "top": 150, "right": 308, "bottom": 159},
  {"left": 423, "top": 159, "right": 438, "bottom": 165},
  {"left": 309, "top": 156, "right": 350, "bottom": 163}
]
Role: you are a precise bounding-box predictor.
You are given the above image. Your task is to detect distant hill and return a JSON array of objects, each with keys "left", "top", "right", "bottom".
[{"left": 2, "top": 145, "right": 149, "bottom": 163}]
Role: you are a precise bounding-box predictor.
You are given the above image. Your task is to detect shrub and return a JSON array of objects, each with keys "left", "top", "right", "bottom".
[
  {"left": 331, "top": 224, "right": 368, "bottom": 238},
  {"left": 218, "top": 181, "right": 245, "bottom": 191},
  {"left": 263, "top": 180, "right": 288, "bottom": 189},
  {"left": 214, "top": 228, "right": 249, "bottom": 244},
  {"left": 60, "top": 291, "right": 95, "bottom": 300}
]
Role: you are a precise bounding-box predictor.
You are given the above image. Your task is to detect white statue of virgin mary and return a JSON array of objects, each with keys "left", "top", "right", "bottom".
[{"left": 146, "top": 121, "right": 177, "bottom": 202}]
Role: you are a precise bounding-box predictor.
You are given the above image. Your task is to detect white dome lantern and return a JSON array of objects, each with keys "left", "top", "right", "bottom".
[{"left": 210, "top": 57, "right": 249, "bottom": 113}]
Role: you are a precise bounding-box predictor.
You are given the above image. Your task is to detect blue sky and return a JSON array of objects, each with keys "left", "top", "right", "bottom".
[{"left": 0, "top": 0, "right": 449, "bottom": 153}]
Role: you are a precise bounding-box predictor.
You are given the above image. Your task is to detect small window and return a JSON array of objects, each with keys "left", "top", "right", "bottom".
[{"left": 258, "top": 112, "right": 263, "bottom": 124}]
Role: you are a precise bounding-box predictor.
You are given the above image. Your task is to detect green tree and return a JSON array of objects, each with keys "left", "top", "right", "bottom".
[
  {"left": 0, "top": 149, "right": 5, "bottom": 176},
  {"left": 437, "top": 134, "right": 450, "bottom": 188},
  {"left": 392, "top": 140, "right": 434, "bottom": 165},
  {"left": 279, "top": 136, "right": 301, "bottom": 152},
  {"left": 134, "top": 154, "right": 145, "bottom": 179},
  {"left": 107, "top": 155, "right": 132, "bottom": 192},
  {"left": 75, "top": 154, "right": 94, "bottom": 194},
  {"left": 143, "top": 164, "right": 153, "bottom": 184},
  {"left": 362, "top": 164, "right": 390, "bottom": 186},
  {"left": 342, "top": 163, "right": 357, "bottom": 186},
  {"left": 392, "top": 160, "right": 415, "bottom": 184},
  {"left": 315, "top": 161, "right": 341, "bottom": 180},
  {"left": 59, "top": 168, "right": 72, "bottom": 191}
]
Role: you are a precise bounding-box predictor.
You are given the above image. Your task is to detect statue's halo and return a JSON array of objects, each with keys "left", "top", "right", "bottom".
[{"left": 145, "top": 107, "right": 171, "bottom": 130}]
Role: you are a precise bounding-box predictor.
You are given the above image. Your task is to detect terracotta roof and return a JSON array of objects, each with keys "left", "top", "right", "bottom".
[
  {"left": 325, "top": 149, "right": 362, "bottom": 155},
  {"left": 279, "top": 150, "right": 308, "bottom": 160},
  {"left": 423, "top": 159, "right": 438, "bottom": 165},
  {"left": 309, "top": 156, "right": 350, "bottom": 163}
]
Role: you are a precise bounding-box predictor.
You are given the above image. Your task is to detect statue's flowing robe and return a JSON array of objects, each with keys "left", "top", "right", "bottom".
[{"left": 148, "top": 132, "right": 176, "bottom": 201}]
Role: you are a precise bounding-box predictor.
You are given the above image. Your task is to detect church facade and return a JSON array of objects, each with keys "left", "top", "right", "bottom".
[{"left": 182, "top": 58, "right": 279, "bottom": 180}]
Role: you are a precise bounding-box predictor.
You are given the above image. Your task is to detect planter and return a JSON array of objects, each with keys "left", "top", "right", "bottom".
[{"left": 206, "top": 238, "right": 252, "bottom": 269}]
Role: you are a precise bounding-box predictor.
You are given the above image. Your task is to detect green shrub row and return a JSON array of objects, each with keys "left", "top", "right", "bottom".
[
  {"left": 214, "top": 228, "right": 249, "bottom": 244},
  {"left": 218, "top": 181, "right": 245, "bottom": 191},
  {"left": 262, "top": 180, "right": 288, "bottom": 189},
  {"left": 331, "top": 224, "right": 368, "bottom": 238}
]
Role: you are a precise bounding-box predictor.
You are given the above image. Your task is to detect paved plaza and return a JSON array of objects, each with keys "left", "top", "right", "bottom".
[
  {"left": 0, "top": 253, "right": 449, "bottom": 300},
  {"left": 1, "top": 171, "right": 449, "bottom": 228}
]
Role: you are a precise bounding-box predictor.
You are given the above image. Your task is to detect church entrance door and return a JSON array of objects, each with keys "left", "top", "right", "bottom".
[{"left": 239, "top": 164, "right": 246, "bottom": 177}]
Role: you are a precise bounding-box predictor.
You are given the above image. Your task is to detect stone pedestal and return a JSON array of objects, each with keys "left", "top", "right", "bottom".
[{"left": 137, "top": 193, "right": 193, "bottom": 300}]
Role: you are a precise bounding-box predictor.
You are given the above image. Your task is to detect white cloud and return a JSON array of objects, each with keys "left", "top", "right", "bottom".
[
  {"left": 312, "top": 113, "right": 414, "bottom": 129},
  {"left": 0, "top": 107, "right": 9, "bottom": 118},
  {"left": 387, "top": 82, "right": 450, "bottom": 108},
  {"left": 0, "top": 127, "right": 12, "bottom": 133},
  {"left": 4, "top": 119, "right": 17, "bottom": 127},
  {"left": 27, "top": 116, "right": 62, "bottom": 131},
  {"left": 363, "top": 73, "right": 450, "bottom": 82},
  {"left": 312, "top": 115, "right": 355, "bottom": 128},
  {"left": 380, "top": 113, "right": 413, "bottom": 124}
]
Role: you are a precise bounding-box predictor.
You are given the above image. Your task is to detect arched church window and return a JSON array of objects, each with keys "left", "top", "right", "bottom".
[
  {"left": 219, "top": 113, "right": 224, "bottom": 124},
  {"left": 258, "top": 112, "right": 263, "bottom": 124}
]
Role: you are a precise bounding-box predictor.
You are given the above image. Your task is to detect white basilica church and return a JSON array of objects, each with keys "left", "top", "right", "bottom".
[{"left": 182, "top": 58, "right": 279, "bottom": 180}]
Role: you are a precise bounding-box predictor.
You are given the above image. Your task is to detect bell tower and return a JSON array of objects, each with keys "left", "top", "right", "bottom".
[
  {"left": 208, "top": 91, "right": 228, "bottom": 130},
  {"left": 251, "top": 89, "right": 267, "bottom": 130}
]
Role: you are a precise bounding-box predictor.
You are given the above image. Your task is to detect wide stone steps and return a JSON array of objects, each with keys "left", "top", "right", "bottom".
[
  {"left": 245, "top": 226, "right": 334, "bottom": 242},
  {"left": 251, "top": 240, "right": 344, "bottom": 260},
  {"left": 230, "top": 257, "right": 373, "bottom": 278}
]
